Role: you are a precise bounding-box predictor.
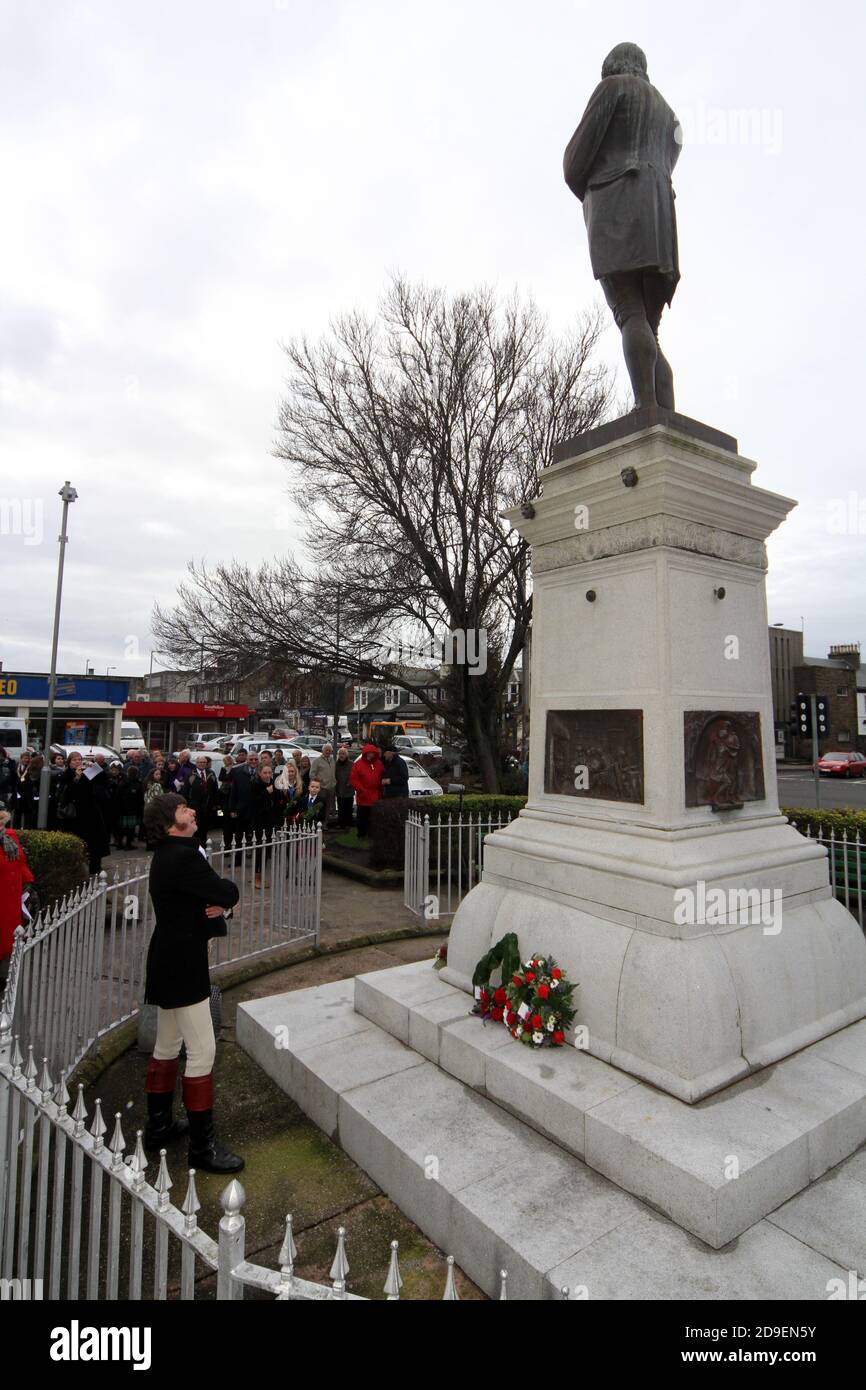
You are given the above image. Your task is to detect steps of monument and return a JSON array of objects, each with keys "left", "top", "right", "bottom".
[
  {"left": 352, "top": 960, "right": 866, "bottom": 1250},
  {"left": 236, "top": 973, "right": 865, "bottom": 1298}
]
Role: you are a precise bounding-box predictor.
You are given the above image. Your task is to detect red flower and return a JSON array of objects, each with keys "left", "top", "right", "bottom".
[
  {"left": 493, "top": 988, "right": 507, "bottom": 1006},
  {"left": 491, "top": 1006, "right": 504, "bottom": 1022},
  {"left": 506, "top": 1011, "right": 517, "bottom": 1027},
  {"left": 479, "top": 990, "right": 489, "bottom": 1004},
  {"left": 553, "top": 1030, "right": 565, "bottom": 1045},
  {"left": 537, "top": 984, "right": 550, "bottom": 1000},
  {"left": 512, "top": 974, "right": 523, "bottom": 986},
  {"left": 531, "top": 1014, "right": 543, "bottom": 1030},
  {"left": 551, "top": 968, "right": 562, "bottom": 980},
  {"left": 525, "top": 971, "right": 536, "bottom": 983}
]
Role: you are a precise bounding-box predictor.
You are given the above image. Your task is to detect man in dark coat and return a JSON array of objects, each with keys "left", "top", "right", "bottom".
[
  {"left": 142, "top": 793, "right": 243, "bottom": 1172},
  {"left": 186, "top": 755, "right": 219, "bottom": 848},
  {"left": 564, "top": 42, "right": 681, "bottom": 409},
  {"left": 226, "top": 750, "right": 254, "bottom": 850},
  {"left": 380, "top": 746, "right": 410, "bottom": 799}
]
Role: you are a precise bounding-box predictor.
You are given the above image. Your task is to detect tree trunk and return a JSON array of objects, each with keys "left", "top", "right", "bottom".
[{"left": 464, "top": 679, "right": 502, "bottom": 793}]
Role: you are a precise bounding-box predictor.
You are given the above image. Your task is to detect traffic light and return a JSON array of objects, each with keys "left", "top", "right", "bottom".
[
  {"left": 791, "top": 694, "right": 811, "bottom": 738},
  {"left": 815, "top": 695, "right": 830, "bottom": 738}
]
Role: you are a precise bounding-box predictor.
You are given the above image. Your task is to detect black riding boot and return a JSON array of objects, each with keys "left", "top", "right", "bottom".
[
  {"left": 186, "top": 1108, "right": 245, "bottom": 1173},
  {"left": 182, "top": 1071, "right": 244, "bottom": 1173},
  {"left": 144, "top": 1091, "right": 189, "bottom": 1152}
]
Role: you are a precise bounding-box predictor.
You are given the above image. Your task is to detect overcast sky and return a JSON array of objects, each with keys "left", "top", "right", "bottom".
[{"left": 2, "top": 0, "right": 864, "bottom": 679}]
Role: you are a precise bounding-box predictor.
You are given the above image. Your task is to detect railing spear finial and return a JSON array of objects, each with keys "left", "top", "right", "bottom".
[
  {"left": 90, "top": 1097, "right": 107, "bottom": 1151},
  {"left": 329, "top": 1226, "right": 349, "bottom": 1298},
  {"left": 155, "top": 1150, "right": 172, "bottom": 1208},
  {"left": 383, "top": 1239, "right": 403, "bottom": 1300},
  {"left": 129, "top": 1131, "right": 148, "bottom": 1190},
  {"left": 442, "top": 1254, "right": 460, "bottom": 1300},
  {"left": 72, "top": 1083, "right": 88, "bottom": 1135},
  {"left": 279, "top": 1213, "right": 298, "bottom": 1289},
  {"left": 182, "top": 1170, "right": 201, "bottom": 1233},
  {"left": 109, "top": 1111, "right": 126, "bottom": 1168}
]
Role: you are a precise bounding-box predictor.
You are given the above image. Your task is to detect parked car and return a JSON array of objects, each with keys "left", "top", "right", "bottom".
[
  {"left": 816, "top": 751, "right": 866, "bottom": 777},
  {"left": 353, "top": 753, "right": 442, "bottom": 798},
  {"left": 392, "top": 733, "right": 443, "bottom": 759},
  {"left": 290, "top": 735, "right": 328, "bottom": 752},
  {"left": 403, "top": 757, "right": 444, "bottom": 796},
  {"left": 50, "top": 743, "right": 122, "bottom": 763},
  {"left": 228, "top": 735, "right": 304, "bottom": 756},
  {"left": 186, "top": 730, "right": 226, "bottom": 748}
]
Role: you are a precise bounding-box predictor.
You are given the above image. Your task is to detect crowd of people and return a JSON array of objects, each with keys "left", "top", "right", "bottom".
[{"left": 0, "top": 737, "right": 413, "bottom": 881}]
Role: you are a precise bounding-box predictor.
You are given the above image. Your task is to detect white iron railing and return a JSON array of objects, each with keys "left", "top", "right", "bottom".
[
  {"left": 405, "top": 812, "right": 866, "bottom": 929},
  {"left": 404, "top": 810, "right": 519, "bottom": 920},
  {"left": 3, "top": 826, "right": 322, "bottom": 1079},
  {"left": 799, "top": 823, "right": 865, "bottom": 925},
  {"left": 0, "top": 1028, "right": 492, "bottom": 1301}
]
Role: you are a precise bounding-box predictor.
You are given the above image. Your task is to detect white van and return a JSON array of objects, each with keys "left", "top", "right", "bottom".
[
  {"left": 0, "top": 718, "right": 30, "bottom": 756},
  {"left": 120, "top": 721, "right": 146, "bottom": 751}
]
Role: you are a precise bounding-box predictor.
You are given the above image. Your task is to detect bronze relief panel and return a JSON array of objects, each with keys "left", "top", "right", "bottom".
[
  {"left": 684, "top": 711, "right": 765, "bottom": 810},
  {"left": 545, "top": 709, "right": 644, "bottom": 804}
]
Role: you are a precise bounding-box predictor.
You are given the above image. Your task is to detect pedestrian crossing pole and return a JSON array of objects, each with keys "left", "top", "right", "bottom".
[
  {"left": 37, "top": 482, "right": 78, "bottom": 829},
  {"left": 811, "top": 694, "right": 821, "bottom": 811}
]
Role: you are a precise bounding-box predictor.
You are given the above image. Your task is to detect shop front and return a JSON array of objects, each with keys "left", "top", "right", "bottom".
[
  {"left": 0, "top": 673, "right": 130, "bottom": 753},
  {"left": 123, "top": 700, "right": 250, "bottom": 752}
]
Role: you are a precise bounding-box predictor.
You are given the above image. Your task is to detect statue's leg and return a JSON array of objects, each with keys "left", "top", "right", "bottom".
[
  {"left": 645, "top": 275, "right": 675, "bottom": 410},
  {"left": 620, "top": 314, "right": 659, "bottom": 409},
  {"left": 601, "top": 273, "right": 657, "bottom": 409},
  {"left": 654, "top": 345, "right": 675, "bottom": 411}
]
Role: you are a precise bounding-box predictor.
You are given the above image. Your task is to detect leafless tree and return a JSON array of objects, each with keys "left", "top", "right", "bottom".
[{"left": 153, "top": 277, "right": 614, "bottom": 789}]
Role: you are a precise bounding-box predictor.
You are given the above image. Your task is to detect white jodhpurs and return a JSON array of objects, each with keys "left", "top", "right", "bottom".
[{"left": 153, "top": 999, "right": 215, "bottom": 1078}]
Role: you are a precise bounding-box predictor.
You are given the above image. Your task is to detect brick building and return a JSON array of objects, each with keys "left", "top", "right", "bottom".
[{"left": 792, "top": 644, "right": 865, "bottom": 756}]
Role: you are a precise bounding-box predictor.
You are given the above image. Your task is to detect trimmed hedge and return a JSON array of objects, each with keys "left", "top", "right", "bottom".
[
  {"left": 17, "top": 830, "right": 90, "bottom": 910},
  {"left": 782, "top": 807, "right": 866, "bottom": 838}
]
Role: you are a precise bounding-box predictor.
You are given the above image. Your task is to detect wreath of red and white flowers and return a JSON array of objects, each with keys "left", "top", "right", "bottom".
[{"left": 503, "top": 953, "right": 577, "bottom": 1048}]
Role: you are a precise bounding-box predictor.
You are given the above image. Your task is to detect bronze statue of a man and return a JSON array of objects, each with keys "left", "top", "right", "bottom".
[{"left": 564, "top": 42, "right": 681, "bottom": 411}]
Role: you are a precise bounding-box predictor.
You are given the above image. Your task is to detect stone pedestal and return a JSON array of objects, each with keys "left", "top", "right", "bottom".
[{"left": 442, "top": 415, "right": 866, "bottom": 1102}]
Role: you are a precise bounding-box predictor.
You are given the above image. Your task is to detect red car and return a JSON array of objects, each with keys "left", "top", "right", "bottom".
[{"left": 816, "top": 751, "right": 866, "bottom": 777}]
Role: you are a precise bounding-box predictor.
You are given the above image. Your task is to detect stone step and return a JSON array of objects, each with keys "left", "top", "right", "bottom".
[
  {"left": 237, "top": 979, "right": 858, "bottom": 1300},
  {"left": 352, "top": 959, "right": 866, "bottom": 1250}
]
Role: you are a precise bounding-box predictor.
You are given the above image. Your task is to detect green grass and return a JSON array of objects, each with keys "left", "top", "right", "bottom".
[{"left": 331, "top": 829, "right": 368, "bottom": 850}]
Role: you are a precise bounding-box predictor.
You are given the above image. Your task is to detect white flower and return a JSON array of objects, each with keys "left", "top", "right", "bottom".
[
  {"left": 532, "top": 1031, "right": 545, "bottom": 1045},
  {"left": 550, "top": 979, "right": 560, "bottom": 989},
  {"left": 546, "top": 1017, "right": 556, "bottom": 1031},
  {"left": 515, "top": 1026, "right": 524, "bottom": 1038},
  {"left": 524, "top": 959, "right": 534, "bottom": 968}
]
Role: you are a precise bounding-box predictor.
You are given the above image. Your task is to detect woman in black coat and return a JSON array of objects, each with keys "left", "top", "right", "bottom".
[
  {"left": 18, "top": 756, "right": 44, "bottom": 829},
  {"left": 56, "top": 753, "right": 110, "bottom": 874},
  {"left": 116, "top": 765, "right": 145, "bottom": 849},
  {"left": 142, "top": 793, "right": 243, "bottom": 1173}
]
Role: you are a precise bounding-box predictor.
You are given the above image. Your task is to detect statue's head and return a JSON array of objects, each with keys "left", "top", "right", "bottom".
[{"left": 601, "top": 42, "right": 648, "bottom": 81}]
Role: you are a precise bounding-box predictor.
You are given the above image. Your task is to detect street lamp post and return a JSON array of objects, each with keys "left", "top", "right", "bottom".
[{"left": 37, "top": 482, "right": 78, "bottom": 829}]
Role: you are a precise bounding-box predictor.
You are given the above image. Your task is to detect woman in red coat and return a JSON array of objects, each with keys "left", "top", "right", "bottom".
[
  {"left": 0, "top": 809, "right": 35, "bottom": 989},
  {"left": 349, "top": 744, "right": 383, "bottom": 838}
]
